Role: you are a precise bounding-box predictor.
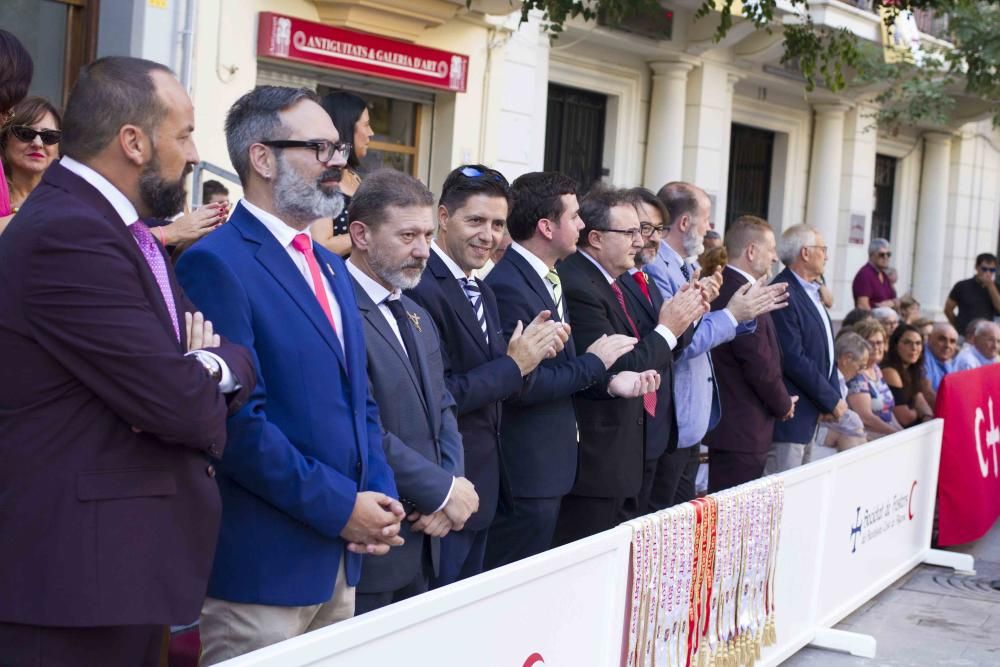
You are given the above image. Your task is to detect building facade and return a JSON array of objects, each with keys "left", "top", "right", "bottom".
[{"left": 11, "top": 0, "right": 999, "bottom": 319}]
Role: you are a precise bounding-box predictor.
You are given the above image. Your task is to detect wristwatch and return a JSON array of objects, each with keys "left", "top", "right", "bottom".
[{"left": 191, "top": 351, "right": 222, "bottom": 383}]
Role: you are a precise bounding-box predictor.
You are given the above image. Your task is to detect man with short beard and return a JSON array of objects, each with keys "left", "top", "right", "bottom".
[
  {"left": 175, "top": 87, "right": 404, "bottom": 664},
  {"left": 345, "top": 169, "right": 477, "bottom": 613},
  {"left": 0, "top": 57, "right": 255, "bottom": 665}
]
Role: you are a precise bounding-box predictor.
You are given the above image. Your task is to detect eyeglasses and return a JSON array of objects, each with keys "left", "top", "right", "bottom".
[
  {"left": 458, "top": 165, "right": 510, "bottom": 187},
  {"left": 805, "top": 245, "right": 828, "bottom": 253},
  {"left": 260, "top": 139, "right": 351, "bottom": 163},
  {"left": 640, "top": 223, "right": 666, "bottom": 238},
  {"left": 876, "top": 251, "right": 892, "bottom": 258},
  {"left": 9, "top": 125, "right": 62, "bottom": 145},
  {"left": 603, "top": 227, "right": 643, "bottom": 239},
  {"left": 978, "top": 266, "right": 997, "bottom": 274}
]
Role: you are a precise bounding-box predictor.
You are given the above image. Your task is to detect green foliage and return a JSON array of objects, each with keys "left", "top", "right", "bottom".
[{"left": 488, "top": 0, "right": 997, "bottom": 128}]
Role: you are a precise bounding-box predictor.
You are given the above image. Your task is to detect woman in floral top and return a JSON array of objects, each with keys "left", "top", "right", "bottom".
[{"left": 845, "top": 318, "right": 902, "bottom": 438}]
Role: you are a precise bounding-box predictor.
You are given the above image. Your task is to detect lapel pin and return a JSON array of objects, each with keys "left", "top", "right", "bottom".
[
  {"left": 408, "top": 311, "right": 422, "bottom": 332},
  {"left": 325, "top": 262, "right": 336, "bottom": 277}
]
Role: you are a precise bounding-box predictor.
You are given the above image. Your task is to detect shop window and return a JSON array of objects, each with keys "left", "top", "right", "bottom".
[
  {"left": 726, "top": 124, "right": 775, "bottom": 228},
  {"left": 0, "top": 0, "right": 99, "bottom": 107},
  {"left": 872, "top": 154, "right": 897, "bottom": 242},
  {"left": 318, "top": 86, "right": 420, "bottom": 177},
  {"left": 544, "top": 84, "right": 607, "bottom": 192}
]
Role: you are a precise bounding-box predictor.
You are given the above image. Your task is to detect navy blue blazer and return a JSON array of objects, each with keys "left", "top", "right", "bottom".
[
  {"left": 769, "top": 266, "right": 841, "bottom": 443},
  {"left": 485, "top": 248, "right": 606, "bottom": 498},
  {"left": 175, "top": 203, "right": 397, "bottom": 606},
  {"left": 405, "top": 251, "right": 523, "bottom": 530}
]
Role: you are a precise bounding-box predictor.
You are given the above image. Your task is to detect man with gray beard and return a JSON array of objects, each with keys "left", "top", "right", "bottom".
[
  {"left": 345, "top": 169, "right": 477, "bottom": 613},
  {"left": 176, "top": 87, "right": 404, "bottom": 664}
]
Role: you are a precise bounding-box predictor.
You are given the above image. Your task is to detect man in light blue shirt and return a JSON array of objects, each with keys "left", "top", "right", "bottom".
[
  {"left": 643, "top": 181, "right": 787, "bottom": 505},
  {"left": 954, "top": 320, "right": 1000, "bottom": 371},
  {"left": 924, "top": 322, "right": 958, "bottom": 394}
]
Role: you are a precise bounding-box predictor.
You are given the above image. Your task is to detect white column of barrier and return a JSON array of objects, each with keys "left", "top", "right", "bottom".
[{"left": 217, "top": 420, "right": 967, "bottom": 666}]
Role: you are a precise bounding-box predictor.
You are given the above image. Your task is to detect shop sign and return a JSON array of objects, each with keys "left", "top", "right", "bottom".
[{"left": 258, "top": 12, "right": 469, "bottom": 93}]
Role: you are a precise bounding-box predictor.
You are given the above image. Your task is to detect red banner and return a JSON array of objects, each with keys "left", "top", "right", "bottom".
[
  {"left": 257, "top": 12, "right": 469, "bottom": 93},
  {"left": 936, "top": 363, "right": 1000, "bottom": 546}
]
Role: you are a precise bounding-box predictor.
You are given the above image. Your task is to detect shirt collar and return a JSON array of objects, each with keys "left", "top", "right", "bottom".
[
  {"left": 790, "top": 270, "right": 820, "bottom": 294},
  {"left": 728, "top": 264, "right": 757, "bottom": 286},
  {"left": 510, "top": 241, "right": 551, "bottom": 280},
  {"left": 347, "top": 257, "right": 398, "bottom": 305},
  {"left": 579, "top": 248, "right": 615, "bottom": 284},
  {"left": 431, "top": 240, "right": 470, "bottom": 280},
  {"left": 240, "top": 199, "right": 307, "bottom": 250},
  {"left": 60, "top": 156, "right": 139, "bottom": 226}
]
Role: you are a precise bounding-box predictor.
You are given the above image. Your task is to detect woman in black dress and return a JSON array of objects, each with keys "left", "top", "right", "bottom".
[{"left": 312, "top": 91, "right": 373, "bottom": 256}]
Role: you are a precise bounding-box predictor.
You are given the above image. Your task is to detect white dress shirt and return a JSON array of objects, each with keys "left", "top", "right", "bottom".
[
  {"left": 510, "top": 241, "right": 557, "bottom": 303},
  {"left": 432, "top": 241, "right": 488, "bottom": 345},
  {"left": 241, "top": 199, "right": 344, "bottom": 350},
  {"left": 61, "top": 156, "right": 236, "bottom": 391},
  {"left": 728, "top": 264, "right": 757, "bottom": 286},
  {"left": 580, "top": 250, "right": 677, "bottom": 349},
  {"left": 791, "top": 270, "right": 835, "bottom": 375},
  {"left": 345, "top": 257, "right": 455, "bottom": 512}
]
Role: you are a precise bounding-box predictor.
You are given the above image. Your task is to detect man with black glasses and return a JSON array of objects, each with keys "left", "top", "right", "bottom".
[
  {"left": 852, "top": 238, "right": 897, "bottom": 309},
  {"left": 945, "top": 253, "right": 1000, "bottom": 337}
]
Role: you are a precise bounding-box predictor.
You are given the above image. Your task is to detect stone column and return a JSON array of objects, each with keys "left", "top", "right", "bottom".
[
  {"left": 643, "top": 61, "right": 693, "bottom": 190},
  {"left": 912, "top": 132, "right": 953, "bottom": 310},
  {"left": 805, "top": 103, "right": 850, "bottom": 276}
]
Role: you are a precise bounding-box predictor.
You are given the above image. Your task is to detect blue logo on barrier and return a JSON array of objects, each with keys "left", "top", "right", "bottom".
[{"left": 850, "top": 507, "right": 862, "bottom": 553}]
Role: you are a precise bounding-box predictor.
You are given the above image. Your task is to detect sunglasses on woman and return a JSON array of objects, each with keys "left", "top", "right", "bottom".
[{"left": 9, "top": 126, "right": 62, "bottom": 146}]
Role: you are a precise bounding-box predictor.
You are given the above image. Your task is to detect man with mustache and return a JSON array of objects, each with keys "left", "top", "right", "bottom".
[
  {"left": 175, "top": 87, "right": 403, "bottom": 664},
  {"left": 345, "top": 169, "right": 477, "bottom": 613},
  {"left": 0, "top": 57, "right": 255, "bottom": 665}
]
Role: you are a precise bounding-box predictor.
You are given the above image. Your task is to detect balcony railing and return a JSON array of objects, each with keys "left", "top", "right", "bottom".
[{"left": 834, "top": 1, "right": 951, "bottom": 41}]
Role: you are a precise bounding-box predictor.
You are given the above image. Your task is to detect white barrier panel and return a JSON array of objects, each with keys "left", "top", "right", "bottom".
[
  {"left": 217, "top": 528, "right": 632, "bottom": 666},
  {"left": 760, "top": 419, "right": 962, "bottom": 665},
  {"left": 218, "top": 420, "right": 967, "bottom": 666}
]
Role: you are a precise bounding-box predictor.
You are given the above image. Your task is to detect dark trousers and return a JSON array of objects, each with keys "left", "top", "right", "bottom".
[
  {"left": 0, "top": 622, "right": 163, "bottom": 667},
  {"left": 647, "top": 444, "right": 701, "bottom": 510},
  {"left": 708, "top": 448, "right": 768, "bottom": 493},
  {"left": 431, "top": 526, "right": 489, "bottom": 588},
  {"left": 552, "top": 494, "right": 627, "bottom": 546},
  {"left": 483, "top": 496, "right": 561, "bottom": 570},
  {"left": 355, "top": 564, "right": 430, "bottom": 616}
]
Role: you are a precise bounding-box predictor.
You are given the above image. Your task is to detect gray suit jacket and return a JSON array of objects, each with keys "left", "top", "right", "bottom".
[{"left": 351, "top": 279, "right": 464, "bottom": 593}]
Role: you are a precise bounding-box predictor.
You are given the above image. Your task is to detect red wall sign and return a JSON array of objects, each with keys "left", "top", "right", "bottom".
[{"left": 257, "top": 12, "right": 469, "bottom": 93}]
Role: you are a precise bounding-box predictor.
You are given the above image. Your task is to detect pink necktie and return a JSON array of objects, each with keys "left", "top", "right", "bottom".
[
  {"left": 610, "top": 282, "right": 656, "bottom": 417},
  {"left": 291, "top": 233, "right": 337, "bottom": 334},
  {"left": 130, "top": 220, "right": 180, "bottom": 341}
]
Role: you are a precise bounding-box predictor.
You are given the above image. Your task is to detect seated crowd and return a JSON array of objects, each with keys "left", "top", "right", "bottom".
[{"left": 0, "top": 49, "right": 998, "bottom": 666}]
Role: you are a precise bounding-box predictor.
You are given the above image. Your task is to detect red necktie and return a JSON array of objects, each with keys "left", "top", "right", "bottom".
[
  {"left": 610, "top": 282, "right": 656, "bottom": 417},
  {"left": 632, "top": 270, "right": 652, "bottom": 304},
  {"left": 291, "top": 233, "right": 337, "bottom": 334}
]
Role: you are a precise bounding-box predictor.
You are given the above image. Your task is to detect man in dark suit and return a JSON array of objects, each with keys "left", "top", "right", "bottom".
[
  {"left": 768, "top": 224, "right": 846, "bottom": 472},
  {"left": 555, "top": 187, "right": 705, "bottom": 544},
  {"left": 406, "top": 165, "right": 563, "bottom": 585},
  {"left": 175, "top": 87, "right": 403, "bottom": 664},
  {"left": 705, "top": 216, "right": 797, "bottom": 491},
  {"left": 483, "top": 172, "right": 648, "bottom": 568},
  {"left": 0, "top": 57, "right": 254, "bottom": 666},
  {"left": 345, "top": 169, "right": 479, "bottom": 612}
]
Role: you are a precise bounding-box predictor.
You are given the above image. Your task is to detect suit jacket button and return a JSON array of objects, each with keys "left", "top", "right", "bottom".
[
  {"left": 636, "top": 418, "right": 643, "bottom": 425},
  {"left": 356, "top": 461, "right": 362, "bottom": 473},
  {"left": 206, "top": 464, "right": 216, "bottom": 478}
]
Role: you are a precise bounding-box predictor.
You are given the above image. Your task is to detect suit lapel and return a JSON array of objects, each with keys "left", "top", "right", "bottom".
[
  {"left": 351, "top": 279, "right": 430, "bottom": 419},
  {"left": 429, "top": 253, "right": 489, "bottom": 355},
  {"left": 230, "top": 208, "right": 347, "bottom": 372},
  {"left": 780, "top": 269, "right": 832, "bottom": 373},
  {"left": 508, "top": 250, "right": 561, "bottom": 322},
  {"left": 619, "top": 271, "right": 657, "bottom": 322},
  {"left": 570, "top": 252, "right": 631, "bottom": 334}
]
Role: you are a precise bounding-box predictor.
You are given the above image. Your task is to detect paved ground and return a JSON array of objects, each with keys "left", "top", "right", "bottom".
[{"left": 785, "top": 522, "right": 1000, "bottom": 666}]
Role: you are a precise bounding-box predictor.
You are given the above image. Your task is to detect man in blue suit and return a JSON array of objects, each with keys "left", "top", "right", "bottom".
[
  {"left": 768, "top": 224, "right": 846, "bottom": 472},
  {"left": 345, "top": 169, "right": 478, "bottom": 612},
  {"left": 406, "top": 165, "right": 563, "bottom": 585},
  {"left": 644, "top": 182, "right": 787, "bottom": 504},
  {"left": 483, "top": 172, "right": 647, "bottom": 568},
  {"left": 175, "top": 87, "right": 404, "bottom": 665}
]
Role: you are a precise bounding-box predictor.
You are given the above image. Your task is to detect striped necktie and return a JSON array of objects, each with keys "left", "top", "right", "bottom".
[
  {"left": 545, "top": 269, "right": 565, "bottom": 321},
  {"left": 460, "top": 277, "right": 489, "bottom": 343},
  {"left": 610, "top": 282, "right": 657, "bottom": 417}
]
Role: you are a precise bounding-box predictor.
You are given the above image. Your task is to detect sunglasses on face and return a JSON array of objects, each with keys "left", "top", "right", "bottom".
[
  {"left": 9, "top": 125, "right": 62, "bottom": 145},
  {"left": 877, "top": 251, "right": 892, "bottom": 258},
  {"left": 978, "top": 266, "right": 997, "bottom": 274}
]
